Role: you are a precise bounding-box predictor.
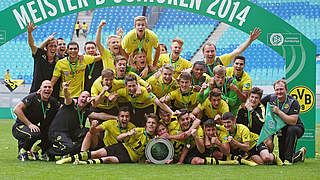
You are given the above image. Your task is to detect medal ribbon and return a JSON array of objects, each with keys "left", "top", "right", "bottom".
[
  {"left": 40, "top": 99, "right": 47, "bottom": 119},
  {"left": 67, "top": 57, "right": 78, "bottom": 77}
]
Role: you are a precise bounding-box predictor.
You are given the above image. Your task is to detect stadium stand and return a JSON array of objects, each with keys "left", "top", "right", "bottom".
[
  {"left": 0, "top": 14, "right": 77, "bottom": 83},
  {"left": 217, "top": 0, "right": 320, "bottom": 86},
  {"left": 152, "top": 8, "right": 219, "bottom": 60}
]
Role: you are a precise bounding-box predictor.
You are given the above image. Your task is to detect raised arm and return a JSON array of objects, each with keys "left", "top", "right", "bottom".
[
  {"left": 62, "top": 81, "right": 73, "bottom": 105},
  {"left": 95, "top": 20, "right": 106, "bottom": 55},
  {"left": 39, "top": 32, "right": 56, "bottom": 49},
  {"left": 92, "top": 86, "right": 109, "bottom": 107},
  {"left": 27, "top": 22, "right": 38, "bottom": 55},
  {"left": 229, "top": 27, "right": 261, "bottom": 59},
  {"left": 14, "top": 102, "right": 40, "bottom": 132}
]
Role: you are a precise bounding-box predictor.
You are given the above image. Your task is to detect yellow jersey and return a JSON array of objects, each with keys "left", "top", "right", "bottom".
[
  {"left": 198, "top": 98, "right": 229, "bottom": 119},
  {"left": 157, "top": 54, "right": 193, "bottom": 79},
  {"left": 123, "top": 128, "right": 154, "bottom": 162},
  {"left": 53, "top": 55, "right": 94, "bottom": 97},
  {"left": 115, "top": 86, "right": 156, "bottom": 109},
  {"left": 91, "top": 76, "right": 125, "bottom": 109},
  {"left": 147, "top": 75, "right": 179, "bottom": 98},
  {"left": 168, "top": 88, "right": 199, "bottom": 112},
  {"left": 226, "top": 67, "right": 252, "bottom": 92},
  {"left": 101, "top": 47, "right": 115, "bottom": 71},
  {"left": 99, "top": 119, "right": 136, "bottom": 147},
  {"left": 122, "top": 29, "right": 159, "bottom": 66},
  {"left": 229, "top": 124, "right": 258, "bottom": 151},
  {"left": 169, "top": 121, "right": 204, "bottom": 161}
]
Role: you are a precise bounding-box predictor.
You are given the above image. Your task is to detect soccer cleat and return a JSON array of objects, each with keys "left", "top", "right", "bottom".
[
  {"left": 299, "top": 147, "right": 307, "bottom": 162},
  {"left": 241, "top": 159, "right": 258, "bottom": 166},
  {"left": 18, "top": 151, "right": 30, "bottom": 161},
  {"left": 56, "top": 157, "right": 72, "bottom": 165},
  {"left": 283, "top": 160, "right": 292, "bottom": 166},
  {"left": 30, "top": 151, "right": 40, "bottom": 160},
  {"left": 273, "top": 153, "right": 283, "bottom": 166}
]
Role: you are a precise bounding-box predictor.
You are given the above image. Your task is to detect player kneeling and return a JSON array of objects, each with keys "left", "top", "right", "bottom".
[{"left": 56, "top": 114, "right": 158, "bottom": 164}]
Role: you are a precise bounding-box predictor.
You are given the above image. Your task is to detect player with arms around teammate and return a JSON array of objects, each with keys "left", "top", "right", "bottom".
[
  {"left": 81, "top": 106, "right": 136, "bottom": 152},
  {"left": 12, "top": 80, "right": 60, "bottom": 161},
  {"left": 57, "top": 113, "right": 158, "bottom": 164}
]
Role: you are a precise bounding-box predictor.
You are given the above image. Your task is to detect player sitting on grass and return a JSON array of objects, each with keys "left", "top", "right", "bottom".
[
  {"left": 167, "top": 109, "right": 205, "bottom": 164},
  {"left": 56, "top": 113, "right": 158, "bottom": 164},
  {"left": 222, "top": 112, "right": 283, "bottom": 166},
  {"left": 80, "top": 106, "right": 136, "bottom": 152},
  {"left": 184, "top": 119, "right": 239, "bottom": 165}
]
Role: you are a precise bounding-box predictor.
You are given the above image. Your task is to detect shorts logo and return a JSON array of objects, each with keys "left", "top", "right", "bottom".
[{"left": 270, "top": 33, "right": 284, "bottom": 46}]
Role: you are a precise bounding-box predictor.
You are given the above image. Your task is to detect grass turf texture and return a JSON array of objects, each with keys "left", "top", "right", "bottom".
[{"left": 0, "top": 119, "right": 319, "bottom": 180}]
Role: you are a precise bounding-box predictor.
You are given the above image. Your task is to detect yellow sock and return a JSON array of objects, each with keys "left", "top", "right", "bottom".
[
  {"left": 205, "top": 157, "right": 217, "bottom": 165},
  {"left": 218, "top": 160, "right": 239, "bottom": 165},
  {"left": 272, "top": 152, "right": 283, "bottom": 166},
  {"left": 31, "top": 145, "right": 41, "bottom": 152}
]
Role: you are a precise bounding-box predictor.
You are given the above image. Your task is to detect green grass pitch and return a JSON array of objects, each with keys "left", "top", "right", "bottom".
[{"left": 0, "top": 119, "right": 319, "bottom": 180}]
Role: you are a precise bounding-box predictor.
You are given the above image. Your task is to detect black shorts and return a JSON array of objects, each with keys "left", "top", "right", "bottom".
[
  {"left": 131, "top": 105, "right": 155, "bottom": 127},
  {"left": 104, "top": 143, "right": 132, "bottom": 163},
  {"left": 248, "top": 143, "right": 268, "bottom": 157},
  {"left": 90, "top": 106, "right": 119, "bottom": 116},
  {"left": 184, "top": 147, "right": 205, "bottom": 164}
]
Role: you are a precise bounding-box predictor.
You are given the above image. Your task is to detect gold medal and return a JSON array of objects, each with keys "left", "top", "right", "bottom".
[
  {"left": 80, "top": 124, "right": 83, "bottom": 128},
  {"left": 88, "top": 75, "right": 92, "bottom": 79}
]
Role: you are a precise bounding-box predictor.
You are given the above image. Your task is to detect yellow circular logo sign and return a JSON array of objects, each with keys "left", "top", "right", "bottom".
[{"left": 289, "top": 86, "right": 314, "bottom": 113}]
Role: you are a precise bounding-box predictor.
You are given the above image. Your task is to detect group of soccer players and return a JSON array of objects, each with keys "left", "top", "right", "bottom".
[{"left": 12, "top": 15, "right": 306, "bottom": 166}]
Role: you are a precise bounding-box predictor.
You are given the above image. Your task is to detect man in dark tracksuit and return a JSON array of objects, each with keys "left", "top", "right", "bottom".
[
  {"left": 261, "top": 79, "right": 306, "bottom": 165},
  {"left": 12, "top": 80, "right": 60, "bottom": 161},
  {"left": 48, "top": 81, "right": 92, "bottom": 159}
]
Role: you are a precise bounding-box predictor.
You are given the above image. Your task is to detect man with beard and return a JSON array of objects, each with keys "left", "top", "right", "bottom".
[
  {"left": 12, "top": 80, "right": 60, "bottom": 161},
  {"left": 51, "top": 41, "right": 102, "bottom": 100},
  {"left": 192, "top": 88, "right": 229, "bottom": 124},
  {"left": 122, "top": 16, "right": 160, "bottom": 76},
  {"left": 226, "top": 56, "right": 252, "bottom": 103},
  {"left": 27, "top": 22, "right": 60, "bottom": 99},
  {"left": 157, "top": 38, "right": 192, "bottom": 79},
  {"left": 202, "top": 27, "right": 261, "bottom": 77},
  {"left": 83, "top": 41, "right": 103, "bottom": 93},
  {"left": 147, "top": 63, "right": 178, "bottom": 99},
  {"left": 48, "top": 81, "right": 92, "bottom": 158},
  {"left": 96, "top": 20, "right": 126, "bottom": 71}
]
